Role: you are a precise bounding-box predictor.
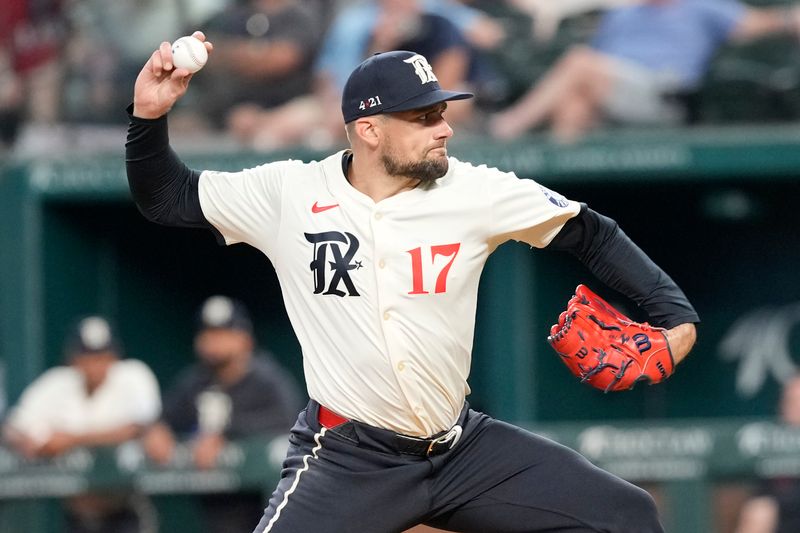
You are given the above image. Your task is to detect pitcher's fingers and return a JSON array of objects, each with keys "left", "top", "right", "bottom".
[
  {"left": 189, "top": 31, "right": 214, "bottom": 53},
  {"left": 159, "top": 41, "right": 174, "bottom": 71},
  {"left": 170, "top": 68, "right": 193, "bottom": 85},
  {"left": 149, "top": 49, "right": 163, "bottom": 75},
  {"left": 149, "top": 42, "right": 173, "bottom": 75}
]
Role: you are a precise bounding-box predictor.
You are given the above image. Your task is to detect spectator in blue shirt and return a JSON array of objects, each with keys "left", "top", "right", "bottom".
[
  {"left": 490, "top": 0, "right": 800, "bottom": 143},
  {"left": 315, "top": 0, "right": 504, "bottom": 92},
  {"left": 227, "top": 0, "right": 501, "bottom": 149}
]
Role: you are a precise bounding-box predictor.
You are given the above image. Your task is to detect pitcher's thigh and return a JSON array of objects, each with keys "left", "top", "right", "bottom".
[
  {"left": 254, "top": 433, "right": 430, "bottom": 533},
  {"left": 429, "top": 420, "right": 662, "bottom": 533}
]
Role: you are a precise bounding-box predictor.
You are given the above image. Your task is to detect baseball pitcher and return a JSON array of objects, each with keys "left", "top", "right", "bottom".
[{"left": 126, "top": 32, "right": 698, "bottom": 532}]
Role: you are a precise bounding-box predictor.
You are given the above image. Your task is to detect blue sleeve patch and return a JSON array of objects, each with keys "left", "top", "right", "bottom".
[{"left": 539, "top": 185, "right": 570, "bottom": 208}]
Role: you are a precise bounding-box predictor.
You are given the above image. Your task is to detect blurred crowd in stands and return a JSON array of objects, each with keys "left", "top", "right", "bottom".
[
  {"left": 2, "top": 298, "right": 304, "bottom": 533},
  {"left": 3, "top": 0, "right": 800, "bottom": 156}
]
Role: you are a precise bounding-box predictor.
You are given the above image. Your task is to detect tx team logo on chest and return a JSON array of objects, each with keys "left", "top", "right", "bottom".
[{"left": 304, "top": 231, "right": 362, "bottom": 297}]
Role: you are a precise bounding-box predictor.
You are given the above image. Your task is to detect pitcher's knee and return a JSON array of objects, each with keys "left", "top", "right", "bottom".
[{"left": 613, "top": 483, "right": 663, "bottom": 532}]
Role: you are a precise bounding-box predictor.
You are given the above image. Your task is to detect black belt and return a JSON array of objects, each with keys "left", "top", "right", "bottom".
[
  {"left": 314, "top": 402, "right": 465, "bottom": 458},
  {"left": 392, "top": 426, "right": 464, "bottom": 457}
]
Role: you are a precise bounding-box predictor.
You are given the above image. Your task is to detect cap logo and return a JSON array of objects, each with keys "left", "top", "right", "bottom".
[
  {"left": 202, "top": 296, "right": 235, "bottom": 327},
  {"left": 79, "top": 317, "right": 112, "bottom": 350},
  {"left": 404, "top": 54, "right": 437, "bottom": 84},
  {"left": 358, "top": 95, "right": 383, "bottom": 111}
]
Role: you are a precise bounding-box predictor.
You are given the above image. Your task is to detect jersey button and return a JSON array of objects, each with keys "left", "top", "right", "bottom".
[
  {"left": 383, "top": 311, "right": 390, "bottom": 321},
  {"left": 397, "top": 361, "right": 405, "bottom": 372},
  {"left": 378, "top": 259, "right": 386, "bottom": 269},
  {"left": 374, "top": 212, "right": 383, "bottom": 220}
]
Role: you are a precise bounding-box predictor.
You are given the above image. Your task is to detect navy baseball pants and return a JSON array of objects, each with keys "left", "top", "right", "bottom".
[{"left": 252, "top": 400, "right": 663, "bottom": 533}]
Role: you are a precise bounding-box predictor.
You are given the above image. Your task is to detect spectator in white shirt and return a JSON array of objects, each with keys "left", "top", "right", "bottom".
[{"left": 3, "top": 315, "right": 161, "bottom": 533}]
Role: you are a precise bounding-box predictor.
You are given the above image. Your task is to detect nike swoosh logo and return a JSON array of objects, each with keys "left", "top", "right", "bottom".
[{"left": 311, "top": 201, "right": 339, "bottom": 214}]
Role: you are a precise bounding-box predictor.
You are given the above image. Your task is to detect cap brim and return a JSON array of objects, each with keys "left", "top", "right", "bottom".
[
  {"left": 68, "top": 347, "right": 118, "bottom": 358},
  {"left": 384, "top": 89, "right": 474, "bottom": 114}
]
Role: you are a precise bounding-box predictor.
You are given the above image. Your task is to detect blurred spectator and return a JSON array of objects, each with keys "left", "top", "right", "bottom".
[
  {"left": 4, "top": 0, "right": 226, "bottom": 155},
  {"left": 61, "top": 0, "right": 205, "bottom": 124},
  {"left": 191, "top": 0, "right": 323, "bottom": 132},
  {"left": 507, "top": 0, "right": 635, "bottom": 42},
  {"left": 2, "top": 316, "right": 161, "bottom": 533},
  {"left": 0, "top": 0, "right": 68, "bottom": 151},
  {"left": 490, "top": 0, "right": 800, "bottom": 143},
  {"left": 142, "top": 295, "right": 302, "bottom": 533},
  {"left": 315, "top": 0, "right": 504, "bottom": 94},
  {"left": 225, "top": 0, "right": 503, "bottom": 149},
  {"left": 734, "top": 375, "right": 800, "bottom": 533}
]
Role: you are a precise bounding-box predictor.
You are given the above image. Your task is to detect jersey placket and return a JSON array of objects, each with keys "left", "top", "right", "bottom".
[{"left": 369, "top": 204, "right": 430, "bottom": 431}]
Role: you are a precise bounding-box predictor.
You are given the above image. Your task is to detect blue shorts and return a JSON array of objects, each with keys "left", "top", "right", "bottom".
[{"left": 253, "top": 400, "right": 663, "bottom": 533}]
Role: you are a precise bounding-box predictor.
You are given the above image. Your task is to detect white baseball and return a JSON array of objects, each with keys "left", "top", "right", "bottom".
[{"left": 171, "top": 36, "right": 208, "bottom": 73}]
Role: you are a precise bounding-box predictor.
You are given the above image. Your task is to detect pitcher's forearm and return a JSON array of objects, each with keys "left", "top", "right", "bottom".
[{"left": 665, "top": 322, "right": 697, "bottom": 365}]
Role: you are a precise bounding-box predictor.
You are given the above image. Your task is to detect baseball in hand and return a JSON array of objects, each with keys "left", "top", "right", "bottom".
[{"left": 171, "top": 36, "right": 208, "bottom": 73}]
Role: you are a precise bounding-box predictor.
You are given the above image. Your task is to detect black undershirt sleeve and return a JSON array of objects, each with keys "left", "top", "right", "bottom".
[
  {"left": 547, "top": 204, "right": 699, "bottom": 329},
  {"left": 125, "top": 105, "right": 223, "bottom": 242}
]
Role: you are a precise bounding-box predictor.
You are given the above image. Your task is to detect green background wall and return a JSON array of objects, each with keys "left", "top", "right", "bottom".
[
  {"left": 2, "top": 130, "right": 800, "bottom": 533},
  {"left": 3, "top": 133, "right": 800, "bottom": 422}
]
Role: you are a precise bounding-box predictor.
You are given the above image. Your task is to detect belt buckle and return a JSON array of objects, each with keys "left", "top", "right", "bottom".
[{"left": 426, "top": 425, "right": 463, "bottom": 456}]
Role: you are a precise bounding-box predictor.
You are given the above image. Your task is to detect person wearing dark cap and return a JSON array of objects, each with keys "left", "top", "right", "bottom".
[
  {"left": 127, "top": 35, "right": 698, "bottom": 532},
  {"left": 2, "top": 315, "right": 161, "bottom": 533},
  {"left": 141, "top": 295, "right": 302, "bottom": 533}
]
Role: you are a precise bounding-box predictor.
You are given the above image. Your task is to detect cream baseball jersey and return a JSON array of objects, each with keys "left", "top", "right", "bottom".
[{"left": 198, "top": 151, "right": 579, "bottom": 437}]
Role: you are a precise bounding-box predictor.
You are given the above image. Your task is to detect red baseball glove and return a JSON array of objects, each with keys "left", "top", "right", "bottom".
[{"left": 547, "top": 285, "right": 674, "bottom": 392}]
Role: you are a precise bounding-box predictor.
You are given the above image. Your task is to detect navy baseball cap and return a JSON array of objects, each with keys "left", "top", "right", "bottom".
[
  {"left": 64, "top": 316, "right": 121, "bottom": 358},
  {"left": 197, "top": 295, "right": 253, "bottom": 334},
  {"left": 341, "top": 50, "right": 473, "bottom": 123}
]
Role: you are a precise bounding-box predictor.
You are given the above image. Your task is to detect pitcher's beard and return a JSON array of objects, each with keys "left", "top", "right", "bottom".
[{"left": 381, "top": 150, "right": 448, "bottom": 185}]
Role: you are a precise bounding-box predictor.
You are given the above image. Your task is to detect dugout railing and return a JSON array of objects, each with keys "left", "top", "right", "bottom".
[{"left": 0, "top": 417, "right": 798, "bottom": 532}]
